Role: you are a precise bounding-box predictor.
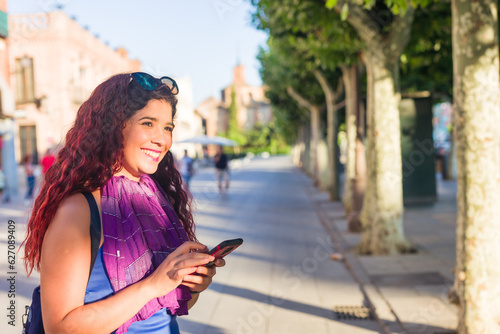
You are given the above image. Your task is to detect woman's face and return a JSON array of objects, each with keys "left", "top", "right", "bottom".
[{"left": 117, "top": 99, "right": 174, "bottom": 181}]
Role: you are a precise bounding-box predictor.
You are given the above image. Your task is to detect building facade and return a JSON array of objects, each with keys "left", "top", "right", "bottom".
[
  {"left": 170, "top": 76, "right": 205, "bottom": 159},
  {"left": 8, "top": 10, "right": 141, "bottom": 163},
  {"left": 0, "top": 0, "right": 18, "bottom": 197},
  {"left": 196, "top": 64, "right": 272, "bottom": 138}
]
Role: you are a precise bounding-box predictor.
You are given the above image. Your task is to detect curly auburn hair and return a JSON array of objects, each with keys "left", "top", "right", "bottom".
[{"left": 23, "top": 73, "right": 195, "bottom": 275}]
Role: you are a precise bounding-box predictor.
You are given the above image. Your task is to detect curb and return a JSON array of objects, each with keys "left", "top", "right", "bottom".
[{"left": 302, "top": 174, "right": 408, "bottom": 334}]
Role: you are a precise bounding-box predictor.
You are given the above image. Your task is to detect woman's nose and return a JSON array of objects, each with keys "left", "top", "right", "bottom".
[{"left": 152, "top": 128, "right": 170, "bottom": 146}]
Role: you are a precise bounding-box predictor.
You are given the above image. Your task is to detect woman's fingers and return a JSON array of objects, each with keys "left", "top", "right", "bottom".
[
  {"left": 161, "top": 242, "right": 229, "bottom": 295},
  {"left": 172, "top": 241, "right": 208, "bottom": 256},
  {"left": 181, "top": 263, "right": 217, "bottom": 293},
  {"left": 182, "top": 273, "right": 205, "bottom": 285},
  {"left": 194, "top": 265, "right": 216, "bottom": 276},
  {"left": 169, "top": 253, "right": 214, "bottom": 272},
  {"left": 160, "top": 242, "right": 212, "bottom": 270},
  {"left": 146, "top": 242, "right": 215, "bottom": 298},
  {"left": 169, "top": 267, "right": 200, "bottom": 281},
  {"left": 214, "top": 258, "right": 226, "bottom": 267},
  {"left": 181, "top": 274, "right": 212, "bottom": 292}
]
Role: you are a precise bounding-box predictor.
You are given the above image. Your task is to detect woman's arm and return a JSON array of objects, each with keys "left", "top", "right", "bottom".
[{"left": 40, "top": 193, "right": 213, "bottom": 334}]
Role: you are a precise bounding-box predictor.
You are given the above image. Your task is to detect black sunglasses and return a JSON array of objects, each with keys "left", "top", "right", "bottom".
[{"left": 130, "top": 72, "right": 179, "bottom": 95}]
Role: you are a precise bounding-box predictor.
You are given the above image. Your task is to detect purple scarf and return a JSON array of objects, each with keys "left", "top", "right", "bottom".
[{"left": 101, "top": 175, "right": 191, "bottom": 334}]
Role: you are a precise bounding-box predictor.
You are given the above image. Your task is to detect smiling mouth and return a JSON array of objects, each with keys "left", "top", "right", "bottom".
[{"left": 141, "top": 148, "right": 161, "bottom": 160}]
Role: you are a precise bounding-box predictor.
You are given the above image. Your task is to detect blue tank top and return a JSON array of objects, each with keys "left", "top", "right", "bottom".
[{"left": 84, "top": 248, "right": 179, "bottom": 333}]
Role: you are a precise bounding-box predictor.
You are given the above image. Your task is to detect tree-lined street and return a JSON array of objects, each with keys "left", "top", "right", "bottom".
[
  {"left": 0, "top": 1, "right": 498, "bottom": 333},
  {"left": 253, "top": 1, "right": 500, "bottom": 332}
]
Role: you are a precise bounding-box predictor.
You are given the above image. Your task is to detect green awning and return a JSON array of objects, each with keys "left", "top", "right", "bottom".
[{"left": 0, "top": 11, "right": 7, "bottom": 38}]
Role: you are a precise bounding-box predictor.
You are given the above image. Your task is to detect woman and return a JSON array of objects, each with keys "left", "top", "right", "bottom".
[{"left": 23, "top": 72, "right": 223, "bottom": 333}]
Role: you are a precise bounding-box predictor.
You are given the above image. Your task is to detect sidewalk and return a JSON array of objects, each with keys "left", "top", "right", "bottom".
[
  {"left": 311, "top": 172, "right": 458, "bottom": 333},
  {"left": 178, "top": 156, "right": 386, "bottom": 333}
]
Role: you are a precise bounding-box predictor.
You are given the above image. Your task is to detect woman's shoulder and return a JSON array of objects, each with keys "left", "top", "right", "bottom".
[
  {"left": 60, "top": 192, "right": 91, "bottom": 212},
  {"left": 42, "top": 192, "right": 98, "bottom": 264},
  {"left": 49, "top": 193, "right": 95, "bottom": 234}
]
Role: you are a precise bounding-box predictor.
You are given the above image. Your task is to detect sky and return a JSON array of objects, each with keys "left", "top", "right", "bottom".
[{"left": 8, "top": 0, "right": 269, "bottom": 106}]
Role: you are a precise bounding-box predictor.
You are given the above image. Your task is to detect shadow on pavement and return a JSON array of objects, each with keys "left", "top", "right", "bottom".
[
  {"left": 176, "top": 317, "right": 229, "bottom": 334},
  {"left": 209, "top": 282, "right": 383, "bottom": 332},
  {"left": 208, "top": 281, "right": 456, "bottom": 333}
]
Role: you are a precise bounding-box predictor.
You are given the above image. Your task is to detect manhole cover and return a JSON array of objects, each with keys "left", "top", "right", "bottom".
[
  {"left": 332, "top": 305, "right": 374, "bottom": 320},
  {"left": 370, "top": 272, "right": 451, "bottom": 287}
]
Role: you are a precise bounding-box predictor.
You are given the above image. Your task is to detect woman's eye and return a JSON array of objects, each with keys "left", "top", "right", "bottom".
[
  {"left": 142, "top": 122, "right": 153, "bottom": 127},
  {"left": 165, "top": 127, "right": 173, "bottom": 132}
]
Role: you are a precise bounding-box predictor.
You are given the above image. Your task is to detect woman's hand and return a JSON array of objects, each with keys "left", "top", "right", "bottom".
[
  {"left": 143, "top": 241, "right": 214, "bottom": 299},
  {"left": 182, "top": 258, "right": 226, "bottom": 293}
]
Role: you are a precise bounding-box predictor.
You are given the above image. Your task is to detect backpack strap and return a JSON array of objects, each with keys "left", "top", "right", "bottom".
[
  {"left": 82, "top": 192, "right": 101, "bottom": 279},
  {"left": 22, "top": 192, "right": 103, "bottom": 333}
]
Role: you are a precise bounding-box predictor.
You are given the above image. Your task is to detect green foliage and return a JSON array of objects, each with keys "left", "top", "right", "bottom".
[
  {"left": 253, "top": 0, "right": 361, "bottom": 70},
  {"left": 340, "top": 3, "right": 349, "bottom": 21},
  {"left": 327, "top": 0, "right": 437, "bottom": 14},
  {"left": 220, "top": 80, "right": 289, "bottom": 152},
  {"left": 252, "top": 0, "right": 360, "bottom": 146},
  {"left": 243, "top": 122, "right": 289, "bottom": 154},
  {"left": 256, "top": 43, "right": 309, "bottom": 144},
  {"left": 225, "top": 86, "right": 243, "bottom": 144},
  {"left": 325, "top": 0, "right": 338, "bottom": 9},
  {"left": 400, "top": 0, "right": 452, "bottom": 97},
  {"left": 221, "top": 122, "right": 290, "bottom": 155},
  {"left": 253, "top": 0, "right": 448, "bottom": 146},
  {"left": 228, "top": 87, "right": 238, "bottom": 131}
]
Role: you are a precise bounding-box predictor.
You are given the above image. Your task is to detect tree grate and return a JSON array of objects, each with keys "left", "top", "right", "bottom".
[{"left": 332, "top": 305, "right": 374, "bottom": 321}]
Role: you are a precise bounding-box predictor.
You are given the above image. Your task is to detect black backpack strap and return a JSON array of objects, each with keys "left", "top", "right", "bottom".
[{"left": 82, "top": 192, "right": 101, "bottom": 279}]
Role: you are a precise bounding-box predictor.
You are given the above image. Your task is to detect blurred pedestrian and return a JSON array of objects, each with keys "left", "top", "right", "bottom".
[
  {"left": 22, "top": 72, "right": 225, "bottom": 334},
  {"left": 178, "top": 149, "right": 194, "bottom": 189},
  {"left": 214, "top": 145, "right": 229, "bottom": 194},
  {"left": 1, "top": 168, "right": 10, "bottom": 203},
  {"left": 435, "top": 147, "right": 448, "bottom": 179},
  {"left": 41, "top": 147, "right": 56, "bottom": 175},
  {"left": 0, "top": 168, "right": 4, "bottom": 199},
  {"left": 202, "top": 146, "right": 211, "bottom": 167},
  {"left": 24, "top": 154, "right": 35, "bottom": 200}
]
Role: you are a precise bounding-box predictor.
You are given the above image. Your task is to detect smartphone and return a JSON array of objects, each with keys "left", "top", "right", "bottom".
[{"left": 205, "top": 238, "right": 243, "bottom": 267}]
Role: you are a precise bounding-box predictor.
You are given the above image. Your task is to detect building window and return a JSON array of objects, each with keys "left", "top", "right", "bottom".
[
  {"left": 15, "top": 57, "right": 35, "bottom": 103},
  {"left": 19, "top": 125, "right": 38, "bottom": 164}
]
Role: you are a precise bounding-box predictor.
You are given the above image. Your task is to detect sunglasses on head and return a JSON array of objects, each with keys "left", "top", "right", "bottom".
[{"left": 130, "top": 72, "right": 179, "bottom": 95}]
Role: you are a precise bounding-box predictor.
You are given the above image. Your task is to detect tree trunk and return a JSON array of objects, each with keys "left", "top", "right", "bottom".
[
  {"left": 293, "top": 126, "right": 306, "bottom": 169},
  {"left": 357, "top": 51, "right": 410, "bottom": 254},
  {"left": 336, "top": 1, "right": 415, "bottom": 253},
  {"left": 446, "top": 129, "right": 455, "bottom": 180},
  {"left": 313, "top": 69, "right": 340, "bottom": 200},
  {"left": 452, "top": 1, "right": 500, "bottom": 332},
  {"left": 347, "top": 65, "right": 366, "bottom": 232},
  {"left": 351, "top": 103, "right": 366, "bottom": 233},
  {"left": 310, "top": 105, "right": 321, "bottom": 186},
  {"left": 341, "top": 65, "right": 356, "bottom": 216},
  {"left": 287, "top": 86, "right": 322, "bottom": 185},
  {"left": 342, "top": 63, "right": 365, "bottom": 233}
]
